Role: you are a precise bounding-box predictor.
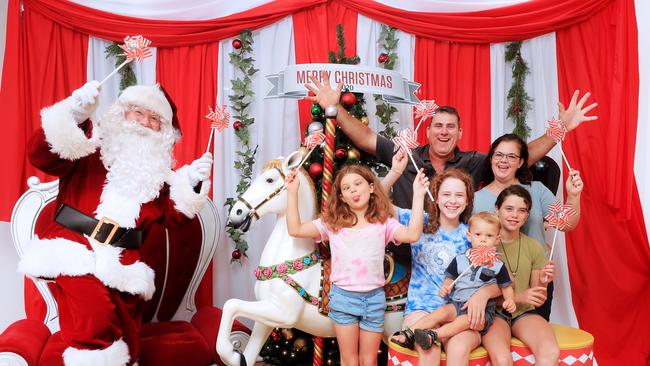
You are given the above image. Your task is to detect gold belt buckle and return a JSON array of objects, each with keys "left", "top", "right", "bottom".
[{"left": 90, "top": 216, "right": 120, "bottom": 245}]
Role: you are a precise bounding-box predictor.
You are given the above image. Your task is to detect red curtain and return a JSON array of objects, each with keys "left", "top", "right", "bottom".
[
  {"left": 556, "top": 0, "right": 650, "bottom": 364},
  {"left": 413, "top": 39, "right": 491, "bottom": 152},
  {"left": 0, "top": 0, "right": 89, "bottom": 220},
  {"left": 0, "top": 0, "right": 89, "bottom": 318},
  {"left": 292, "top": 0, "right": 358, "bottom": 135},
  {"left": 23, "top": 0, "right": 326, "bottom": 45},
  {"left": 157, "top": 43, "right": 220, "bottom": 308},
  {"left": 343, "top": 0, "right": 612, "bottom": 43}
]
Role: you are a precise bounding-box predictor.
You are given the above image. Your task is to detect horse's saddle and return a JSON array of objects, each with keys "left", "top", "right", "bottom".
[{"left": 317, "top": 251, "right": 410, "bottom": 315}]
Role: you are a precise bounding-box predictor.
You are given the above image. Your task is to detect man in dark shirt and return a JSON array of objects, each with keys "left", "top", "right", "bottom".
[{"left": 306, "top": 75, "right": 596, "bottom": 209}]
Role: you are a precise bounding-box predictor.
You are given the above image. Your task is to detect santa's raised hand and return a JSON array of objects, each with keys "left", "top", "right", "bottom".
[
  {"left": 70, "top": 80, "right": 101, "bottom": 124},
  {"left": 188, "top": 152, "right": 213, "bottom": 187}
]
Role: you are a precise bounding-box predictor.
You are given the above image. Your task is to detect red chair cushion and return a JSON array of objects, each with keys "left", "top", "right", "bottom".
[
  {"left": 140, "top": 321, "right": 212, "bottom": 366},
  {"left": 0, "top": 319, "right": 51, "bottom": 366}
]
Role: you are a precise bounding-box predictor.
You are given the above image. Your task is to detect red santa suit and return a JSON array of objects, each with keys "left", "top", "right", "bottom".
[{"left": 18, "top": 85, "right": 210, "bottom": 366}]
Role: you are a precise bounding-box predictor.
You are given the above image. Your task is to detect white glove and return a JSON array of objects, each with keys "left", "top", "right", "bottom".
[
  {"left": 188, "top": 152, "right": 213, "bottom": 187},
  {"left": 70, "top": 81, "right": 100, "bottom": 124}
]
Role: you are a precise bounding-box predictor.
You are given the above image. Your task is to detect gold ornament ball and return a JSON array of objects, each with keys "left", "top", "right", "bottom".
[
  {"left": 347, "top": 147, "right": 361, "bottom": 160},
  {"left": 360, "top": 116, "right": 369, "bottom": 126},
  {"left": 281, "top": 328, "right": 294, "bottom": 341},
  {"left": 293, "top": 337, "right": 308, "bottom": 353}
]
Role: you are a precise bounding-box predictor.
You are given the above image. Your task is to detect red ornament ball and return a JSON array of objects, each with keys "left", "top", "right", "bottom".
[
  {"left": 271, "top": 331, "right": 280, "bottom": 341},
  {"left": 231, "top": 249, "right": 241, "bottom": 259},
  {"left": 335, "top": 148, "right": 347, "bottom": 160},
  {"left": 341, "top": 92, "right": 357, "bottom": 108},
  {"left": 309, "top": 162, "right": 323, "bottom": 179},
  {"left": 232, "top": 39, "right": 242, "bottom": 49},
  {"left": 233, "top": 121, "right": 243, "bottom": 130},
  {"left": 378, "top": 53, "right": 389, "bottom": 64}
]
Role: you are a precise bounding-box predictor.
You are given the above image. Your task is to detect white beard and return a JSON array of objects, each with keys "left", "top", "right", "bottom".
[{"left": 93, "top": 105, "right": 179, "bottom": 227}]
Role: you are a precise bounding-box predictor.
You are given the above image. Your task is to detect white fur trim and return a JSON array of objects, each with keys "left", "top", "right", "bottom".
[
  {"left": 63, "top": 338, "right": 129, "bottom": 366},
  {"left": 18, "top": 238, "right": 95, "bottom": 278},
  {"left": 167, "top": 165, "right": 210, "bottom": 219},
  {"left": 41, "top": 98, "right": 98, "bottom": 160},
  {"left": 18, "top": 236, "right": 155, "bottom": 300},
  {"left": 90, "top": 239, "right": 156, "bottom": 301},
  {"left": 94, "top": 182, "right": 148, "bottom": 229},
  {"left": 118, "top": 85, "right": 173, "bottom": 125}
]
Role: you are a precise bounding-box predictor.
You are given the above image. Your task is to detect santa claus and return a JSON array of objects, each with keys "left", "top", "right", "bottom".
[{"left": 18, "top": 81, "right": 213, "bottom": 366}]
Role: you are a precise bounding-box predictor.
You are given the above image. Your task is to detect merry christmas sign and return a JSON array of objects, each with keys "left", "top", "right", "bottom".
[{"left": 266, "top": 64, "right": 420, "bottom": 104}]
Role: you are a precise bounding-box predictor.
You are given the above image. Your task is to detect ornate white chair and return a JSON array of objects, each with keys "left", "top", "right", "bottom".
[{"left": 0, "top": 177, "right": 250, "bottom": 366}]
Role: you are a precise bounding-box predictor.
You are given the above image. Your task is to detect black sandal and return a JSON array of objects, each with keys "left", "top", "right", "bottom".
[
  {"left": 414, "top": 329, "right": 441, "bottom": 350},
  {"left": 390, "top": 328, "right": 415, "bottom": 350}
]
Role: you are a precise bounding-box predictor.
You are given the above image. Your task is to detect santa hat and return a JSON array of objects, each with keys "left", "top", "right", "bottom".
[{"left": 118, "top": 84, "right": 174, "bottom": 127}]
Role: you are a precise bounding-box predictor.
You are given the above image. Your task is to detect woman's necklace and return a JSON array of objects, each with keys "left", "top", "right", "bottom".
[{"left": 500, "top": 233, "right": 522, "bottom": 277}]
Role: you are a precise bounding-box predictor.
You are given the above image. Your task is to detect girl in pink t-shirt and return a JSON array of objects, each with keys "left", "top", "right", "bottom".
[{"left": 287, "top": 164, "right": 428, "bottom": 366}]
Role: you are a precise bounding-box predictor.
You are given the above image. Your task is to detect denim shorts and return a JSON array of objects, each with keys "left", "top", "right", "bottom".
[
  {"left": 451, "top": 300, "right": 496, "bottom": 335},
  {"left": 496, "top": 308, "right": 537, "bottom": 327},
  {"left": 328, "top": 284, "right": 386, "bottom": 333}
]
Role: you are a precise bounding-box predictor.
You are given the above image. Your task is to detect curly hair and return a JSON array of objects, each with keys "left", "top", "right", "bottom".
[
  {"left": 425, "top": 169, "right": 474, "bottom": 234},
  {"left": 320, "top": 165, "right": 392, "bottom": 232},
  {"left": 481, "top": 133, "right": 532, "bottom": 185}
]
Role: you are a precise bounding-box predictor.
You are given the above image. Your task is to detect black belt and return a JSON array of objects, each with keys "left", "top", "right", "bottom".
[{"left": 54, "top": 204, "right": 143, "bottom": 249}]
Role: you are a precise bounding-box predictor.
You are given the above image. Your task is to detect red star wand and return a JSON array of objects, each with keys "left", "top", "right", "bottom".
[
  {"left": 448, "top": 247, "right": 499, "bottom": 290},
  {"left": 393, "top": 129, "right": 434, "bottom": 201},
  {"left": 544, "top": 201, "right": 576, "bottom": 282},
  {"left": 205, "top": 105, "right": 231, "bottom": 153},
  {"left": 546, "top": 118, "right": 573, "bottom": 172},
  {"left": 100, "top": 35, "right": 153, "bottom": 86},
  {"left": 414, "top": 100, "right": 438, "bottom": 133}
]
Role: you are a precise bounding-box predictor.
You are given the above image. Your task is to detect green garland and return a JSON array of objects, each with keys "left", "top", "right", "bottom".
[
  {"left": 224, "top": 29, "right": 259, "bottom": 262},
  {"left": 104, "top": 42, "right": 137, "bottom": 90},
  {"left": 505, "top": 41, "right": 533, "bottom": 139},
  {"left": 375, "top": 25, "right": 399, "bottom": 140}
]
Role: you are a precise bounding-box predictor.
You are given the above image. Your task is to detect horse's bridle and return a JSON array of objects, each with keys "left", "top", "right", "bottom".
[{"left": 237, "top": 167, "right": 286, "bottom": 220}]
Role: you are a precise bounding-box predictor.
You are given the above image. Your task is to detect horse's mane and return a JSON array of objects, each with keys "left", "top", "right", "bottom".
[{"left": 263, "top": 159, "right": 317, "bottom": 209}]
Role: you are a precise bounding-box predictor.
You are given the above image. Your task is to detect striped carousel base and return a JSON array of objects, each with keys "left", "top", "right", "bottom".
[{"left": 387, "top": 324, "right": 594, "bottom": 366}]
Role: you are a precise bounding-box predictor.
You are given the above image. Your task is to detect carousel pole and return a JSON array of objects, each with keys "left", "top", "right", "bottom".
[{"left": 313, "top": 105, "right": 338, "bottom": 366}]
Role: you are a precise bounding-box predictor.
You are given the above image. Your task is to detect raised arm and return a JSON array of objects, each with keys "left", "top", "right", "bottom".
[
  {"left": 382, "top": 147, "right": 407, "bottom": 193},
  {"left": 286, "top": 171, "right": 320, "bottom": 239},
  {"left": 562, "top": 170, "right": 583, "bottom": 231},
  {"left": 392, "top": 169, "right": 428, "bottom": 243},
  {"left": 527, "top": 90, "right": 598, "bottom": 165},
  {"left": 305, "top": 74, "right": 378, "bottom": 155}
]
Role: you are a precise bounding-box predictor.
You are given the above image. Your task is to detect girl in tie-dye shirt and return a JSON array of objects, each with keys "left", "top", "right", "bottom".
[{"left": 384, "top": 155, "right": 500, "bottom": 366}]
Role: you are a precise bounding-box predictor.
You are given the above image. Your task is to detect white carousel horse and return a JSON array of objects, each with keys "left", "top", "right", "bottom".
[{"left": 216, "top": 151, "right": 406, "bottom": 366}]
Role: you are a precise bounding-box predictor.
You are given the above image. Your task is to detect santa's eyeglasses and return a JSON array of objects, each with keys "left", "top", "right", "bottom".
[{"left": 127, "top": 105, "right": 161, "bottom": 126}]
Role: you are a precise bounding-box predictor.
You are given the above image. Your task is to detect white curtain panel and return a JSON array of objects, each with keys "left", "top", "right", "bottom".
[
  {"left": 490, "top": 34, "right": 579, "bottom": 327},
  {"left": 356, "top": 15, "right": 416, "bottom": 132},
  {"left": 87, "top": 37, "right": 158, "bottom": 119},
  {"left": 212, "top": 16, "right": 300, "bottom": 310}
]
